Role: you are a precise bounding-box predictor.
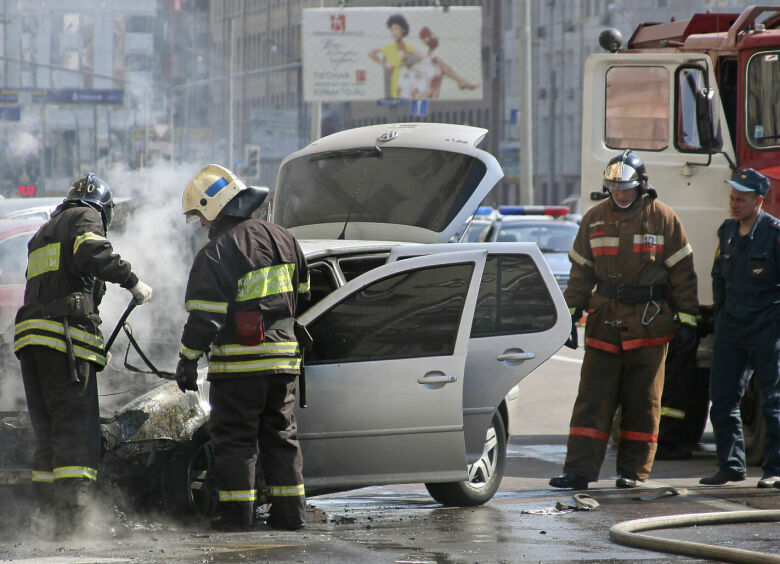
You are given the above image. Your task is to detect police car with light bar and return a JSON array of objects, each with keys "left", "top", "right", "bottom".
[{"left": 459, "top": 205, "right": 578, "bottom": 291}]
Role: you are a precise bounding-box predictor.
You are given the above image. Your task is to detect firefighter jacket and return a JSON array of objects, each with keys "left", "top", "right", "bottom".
[
  {"left": 564, "top": 194, "right": 698, "bottom": 354},
  {"left": 712, "top": 210, "right": 780, "bottom": 328},
  {"left": 14, "top": 203, "right": 139, "bottom": 367},
  {"left": 179, "top": 215, "right": 310, "bottom": 380}
]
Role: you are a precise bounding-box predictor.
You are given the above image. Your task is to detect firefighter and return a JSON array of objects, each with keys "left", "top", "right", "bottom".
[
  {"left": 176, "top": 164, "right": 309, "bottom": 531},
  {"left": 701, "top": 168, "right": 780, "bottom": 487},
  {"left": 15, "top": 173, "right": 152, "bottom": 537},
  {"left": 549, "top": 150, "right": 699, "bottom": 489}
]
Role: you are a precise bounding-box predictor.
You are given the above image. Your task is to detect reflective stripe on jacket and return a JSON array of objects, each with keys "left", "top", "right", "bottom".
[
  {"left": 15, "top": 203, "right": 138, "bottom": 360},
  {"left": 179, "top": 216, "right": 310, "bottom": 380},
  {"left": 564, "top": 195, "right": 699, "bottom": 352}
]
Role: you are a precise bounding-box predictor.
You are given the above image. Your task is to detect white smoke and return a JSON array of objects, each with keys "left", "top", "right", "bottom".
[
  {"left": 96, "top": 160, "right": 206, "bottom": 407},
  {"left": 6, "top": 131, "right": 41, "bottom": 159}
]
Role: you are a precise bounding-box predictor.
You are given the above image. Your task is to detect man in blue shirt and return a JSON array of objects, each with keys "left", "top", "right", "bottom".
[{"left": 701, "top": 169, "right": 780, "bottom": 487}]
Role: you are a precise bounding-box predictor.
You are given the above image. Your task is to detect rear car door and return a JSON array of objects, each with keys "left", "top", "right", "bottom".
[
  {"left": 388, "top": 243, "right": 571, "bottom": 463},
  {"left": 295, "top": 250, "right": 487, "bottom": 491}
]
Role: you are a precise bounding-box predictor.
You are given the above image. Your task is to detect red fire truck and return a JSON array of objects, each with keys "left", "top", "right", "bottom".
[{"left": 580, "top": 6, "right": 780, "bottom": 463}]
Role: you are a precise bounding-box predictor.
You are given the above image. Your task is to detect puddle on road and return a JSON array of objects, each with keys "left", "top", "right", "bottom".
[{"left": 506, "top": 443, "right": 567, "bottom": 464}]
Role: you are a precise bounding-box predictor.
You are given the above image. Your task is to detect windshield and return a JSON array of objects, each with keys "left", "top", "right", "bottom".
[
  {"left": 275, "top": 147, "right": 487, "bottom": 233},
  {"left": 746, "top": 50, "right": 780, "bottom": 150},
  {"left": 496, "top": 222, "right": 578, "bottom": 252}
]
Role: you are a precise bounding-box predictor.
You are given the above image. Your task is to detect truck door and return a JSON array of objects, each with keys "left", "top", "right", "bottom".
[{"left": 581, "top": 53, "right": 737, "bottom": 306}]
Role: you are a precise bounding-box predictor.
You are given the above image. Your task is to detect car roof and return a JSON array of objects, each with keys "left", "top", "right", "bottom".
[
  {"left": 0, "top": 197, "right": 62, "bottom": 219},
  {"left": 0, "top": 218, "right": 45, "bottom": 238}
]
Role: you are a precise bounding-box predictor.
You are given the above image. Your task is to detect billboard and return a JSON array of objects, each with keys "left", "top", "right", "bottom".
[{"left": 302, "top": 7, "right": 482, "bottom": 102}]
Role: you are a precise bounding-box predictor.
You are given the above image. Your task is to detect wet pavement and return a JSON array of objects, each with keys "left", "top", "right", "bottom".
[{"left": 1, "top": 346, "right": 779, "bottom": 562}]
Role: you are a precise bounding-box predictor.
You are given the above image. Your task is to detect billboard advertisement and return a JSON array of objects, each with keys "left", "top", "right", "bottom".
[{"left": 302, "top": 7, "right": 482, "bottom": 102}]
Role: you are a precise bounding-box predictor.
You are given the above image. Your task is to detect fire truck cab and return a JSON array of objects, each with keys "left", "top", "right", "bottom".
[{"left": 580, "top": 6, "right": 780, "bottom": 463}]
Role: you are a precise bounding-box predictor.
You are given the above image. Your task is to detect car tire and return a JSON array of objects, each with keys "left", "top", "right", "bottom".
[
  {"left": 741, "top": 369, "right": 765, "bottom": 467},
  {"left": 424, "top": 412, "right": 507, "bottom": 507},
  {"left": 160, "top": 430, "right": 217, "bottom": 517}
]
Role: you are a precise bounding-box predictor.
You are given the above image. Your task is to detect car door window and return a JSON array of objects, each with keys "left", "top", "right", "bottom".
[
  {"left": 471, "top": 254, "right": 556, "bottom": 337},
  {"left": 307, "top": 262, "right": 474, "bottom": 364}
]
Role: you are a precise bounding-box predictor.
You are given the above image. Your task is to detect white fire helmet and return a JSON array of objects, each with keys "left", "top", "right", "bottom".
[{"left": 182, "top": 164, "right": 246, "bottom": 223}]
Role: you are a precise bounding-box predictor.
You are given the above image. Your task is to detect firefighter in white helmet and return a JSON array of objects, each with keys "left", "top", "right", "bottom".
[{"left": 177, "top": 164, "right": 310, "bottom": 531}]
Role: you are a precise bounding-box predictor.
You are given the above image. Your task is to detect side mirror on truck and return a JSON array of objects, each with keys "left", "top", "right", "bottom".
[{"left": 695, "top": 88, "right": 722, "bottom": 153}]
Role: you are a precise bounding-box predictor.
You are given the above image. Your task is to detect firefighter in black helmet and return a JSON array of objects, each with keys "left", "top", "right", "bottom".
[
  {"left": 549, "top": 150, "right": 699, "bottom": 490},
  {"left": 15, "top": 172, "right": 152, "bottom": 538},
  {"left": 176, "top": 164, "right": 309, "bottom": 531}
]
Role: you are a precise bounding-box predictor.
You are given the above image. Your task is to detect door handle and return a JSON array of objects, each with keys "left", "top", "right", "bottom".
[
  {"left": 418, "top": 372, "right": 458, "bottom": 384},
  {"left": 417, "top": 371, "right": 457, "bottom": 389},
  {"left": 497, "top": 351, "right": 536, "bottom": 362}
]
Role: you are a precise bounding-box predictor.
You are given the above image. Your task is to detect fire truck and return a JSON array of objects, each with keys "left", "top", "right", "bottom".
[{"left": 580, "top": 6, "right": 780, "bottom": 463}]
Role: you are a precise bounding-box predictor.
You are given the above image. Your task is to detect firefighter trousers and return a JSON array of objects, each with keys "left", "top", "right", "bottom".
[
  {"left": 563, "top": 343, "right": 668, "bottom": 481},
  {"left": 209, "top": 374, "right": 305, "bottom": 529},
  {"left": 19, "top": 345, "right": 100, "bottom": 532}
]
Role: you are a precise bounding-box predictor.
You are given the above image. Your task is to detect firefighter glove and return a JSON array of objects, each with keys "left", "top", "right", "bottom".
[
  {"left": 672, "top": 323, "right": 697, "bottom": 352},
  {"left": 565, "top": 308, "right": 582, "bottom": 349},
  {"left": 129, "top": 280, "right": 153, "bottom": 305},
  {"left": 176, "top": 357, "right": 199, "bottom": 393}
]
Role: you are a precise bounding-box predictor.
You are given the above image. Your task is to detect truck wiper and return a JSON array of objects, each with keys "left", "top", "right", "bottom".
[{"left": 310, "top": 146, "right": 382, "bottom": 161}]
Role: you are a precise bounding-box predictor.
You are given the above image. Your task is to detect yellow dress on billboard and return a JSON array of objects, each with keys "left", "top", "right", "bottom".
[{"left": 378, "top": 42, "right": 416, "bottom": 98}]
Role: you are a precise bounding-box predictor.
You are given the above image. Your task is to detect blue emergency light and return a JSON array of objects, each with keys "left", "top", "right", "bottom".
[
  {"left": 498, "top": 205, "right": 569, "bottom": 217},
  {"left": 474, "top": 206, "right": 495, "bottom": 215}
]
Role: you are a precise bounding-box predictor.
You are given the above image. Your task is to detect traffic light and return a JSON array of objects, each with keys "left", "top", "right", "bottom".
[{"left": 243, "top": 145, "right": 261, "bottom": 179}]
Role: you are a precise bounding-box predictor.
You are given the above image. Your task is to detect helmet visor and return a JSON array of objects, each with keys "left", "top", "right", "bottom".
[
  {"left": 604, "top": 160, "right": 641, "bottom": 191},
  {"left": 185, "top": 210, "right": 201, "bottom": 224},
  {"left": 104, "top": 202, "right": 114, "bottom": 227}
]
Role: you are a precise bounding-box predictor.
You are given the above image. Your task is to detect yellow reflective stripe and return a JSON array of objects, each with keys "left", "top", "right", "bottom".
[
  {"left": 73, "top": 232, "right": 107, "bottom": 255},
  {"left": 53, "top": 466, "right": 97, "bottom": 481},
  {"left": 14, "top": 319, "right": 104, "bottom": 347},
  {"left": 209, "top": 357, "right": 301, "bottom": 374},
  {"left": 218, "top": 489, "right": 257, "bottom": 502},
  {"left": 268, "top": 484, "right": 305, "bottom": 497},
  {"left": 678, "top": 312, "right": 697, "bottom": 327},
  {"left": 211, "top": 341, "right": 300, "bottom": 356},
  {"left": 13, "top": 335, "right": 107, "bottom": 366},
  {"left": 298, "top": 276, "right": 310, "bottom": 293},
  {"left": 660, "top": 407, "right": 685, "bottom": 419},
  {"left": 180, "top": 345, "right": 204, "bottom": 360},
  {"left": 32, "top": 470, "right": 54, "bottom": 483},
  {"left": 27, "top": 243, "right": 60, "bottom": 280},
  {"left": 569, "top": 248, "right": 594, "bottom": 269},
  {"left": 185, "top": 300, "right": 228, "bottom": 314},
  {"left": 664, "top": 243, "right": 693, "bottom": 268},
  {"left": 236, "top": 263, "right": 295, "bottom": 302},
  {"left": 588, "top": 220, "right": 605, "bottom": 228}
]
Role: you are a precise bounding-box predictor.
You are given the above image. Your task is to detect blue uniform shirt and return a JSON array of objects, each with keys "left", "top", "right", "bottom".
[{"left": 712, "top": 210, "right": 780, "bottom": 327}]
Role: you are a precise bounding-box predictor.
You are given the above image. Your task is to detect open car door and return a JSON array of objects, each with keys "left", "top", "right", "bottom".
[
  {"left": 388, "top": 243, "right": 571, "bottom": 463},
  {"left": 296, "top": 250, "right": 487, "bottom": 491}
]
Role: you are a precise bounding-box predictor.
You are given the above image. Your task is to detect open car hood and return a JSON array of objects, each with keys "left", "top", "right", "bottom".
[{"left": 271, "top": 123, "right": 504, "bottom": 243}]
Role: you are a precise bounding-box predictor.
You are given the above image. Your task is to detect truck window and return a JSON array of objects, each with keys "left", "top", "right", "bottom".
[
  {"left": 605, "top": 66, "right": 669, "bottom": 151},
  {"left": 746, "top": 51, "right": 780, "bottom": 150},
  {"left": 676, "top": 67, "right": 708, "bottom": 152}
]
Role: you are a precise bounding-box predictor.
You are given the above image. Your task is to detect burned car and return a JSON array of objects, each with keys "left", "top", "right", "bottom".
[{"left": 10, "top": 124, "right": 570, "bottom": 515}]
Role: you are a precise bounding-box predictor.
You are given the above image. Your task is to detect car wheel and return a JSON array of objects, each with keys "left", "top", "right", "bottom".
[
  {"left": 741, "top": 369, "right": 765, "bottom": 467},
  {"left": 160, "top": 431, "right": 217, "bottom": 517},
  {"left": 424, "top": 412, "right": 507, "bottom": 507}
]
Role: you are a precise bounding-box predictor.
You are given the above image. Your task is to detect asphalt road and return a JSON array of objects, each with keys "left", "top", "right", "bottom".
[{"left": 1, "top": 339, "right": 779, "bottom": 563}]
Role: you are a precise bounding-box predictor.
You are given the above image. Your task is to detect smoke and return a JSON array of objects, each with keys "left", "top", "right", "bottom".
[
  {"left": 95, "top": 160, "right": 206, "bottom": 408},
  {"left": 5, "top": 130, "right": 41, "bottom": 159}
]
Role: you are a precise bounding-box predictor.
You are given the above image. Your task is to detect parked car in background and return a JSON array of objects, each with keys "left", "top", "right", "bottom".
[
  {"left": 459, "top": 205, "right": 578, "bottom": 292},
  {"left": 0, "top": 197, "right": 62, "bottom": 221}
]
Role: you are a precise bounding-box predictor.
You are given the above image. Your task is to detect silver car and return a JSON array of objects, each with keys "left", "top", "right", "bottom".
[{"left": 99, "top": 123, "right": 570, "bottom": 512}]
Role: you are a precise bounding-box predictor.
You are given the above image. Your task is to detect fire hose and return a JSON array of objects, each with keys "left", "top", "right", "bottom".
[
  {"left": 610, "top": 509, "right": 780, "bottom": 563},
  {"left": 105, "top": 300, "right": 176, "bottom": 380}
]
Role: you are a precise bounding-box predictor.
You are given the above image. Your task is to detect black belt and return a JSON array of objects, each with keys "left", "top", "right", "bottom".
[{"left": 596, "top": 280, "right": 667, "bottom": 304}]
